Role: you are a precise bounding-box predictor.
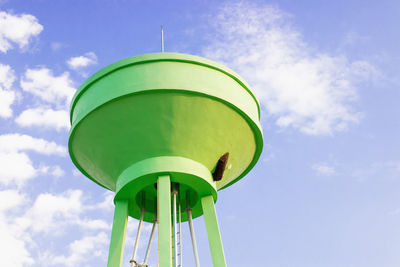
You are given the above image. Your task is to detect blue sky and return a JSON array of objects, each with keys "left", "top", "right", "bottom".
[{"left": 0, "top": 0, "right": 399, "bottom": 266}]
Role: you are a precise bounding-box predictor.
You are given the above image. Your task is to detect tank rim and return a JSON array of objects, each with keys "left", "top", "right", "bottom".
[{"left": 70, "top": 52, "right": 261, "bottom": 124}]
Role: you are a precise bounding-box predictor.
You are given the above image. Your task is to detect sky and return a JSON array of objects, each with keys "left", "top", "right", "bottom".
[{"left": 0, "top": 0, "right": 399, "bottom": 266}]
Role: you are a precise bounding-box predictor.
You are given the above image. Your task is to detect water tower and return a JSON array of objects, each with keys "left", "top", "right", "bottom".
[{"left": 68, "top": 52, "right": 263, "bottom": 267}]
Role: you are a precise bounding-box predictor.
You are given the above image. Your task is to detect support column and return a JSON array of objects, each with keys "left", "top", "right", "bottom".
[
  {"left": 201, "top": 195, "right": 227, "bottom": 267},
  {"left": 158, "top": 175, "right": 173, "bottom": 267},
  {"left": 107, "top": 200, "right": 129, "bottom": 267}
]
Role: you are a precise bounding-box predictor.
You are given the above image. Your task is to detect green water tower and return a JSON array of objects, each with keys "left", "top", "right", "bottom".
[{"left": 69, "top": 52, "right": 263, "bottom": 267}]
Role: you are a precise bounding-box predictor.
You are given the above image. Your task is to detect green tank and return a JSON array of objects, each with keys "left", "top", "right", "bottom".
[{"left": 68, "top": 52, "right": 263, "bottom": 267}]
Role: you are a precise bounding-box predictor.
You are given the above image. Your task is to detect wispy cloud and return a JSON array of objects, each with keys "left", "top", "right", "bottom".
[
  {"left": 312, "top": 163, "right": 336, "bottom": 176},
  {"left": 48, "top": 232, "right": 108, "bottom": 267},
  {"left": 0, "top": 63, "right": 16, "bottom": 118},
  {"left": 67, "top": 52, "right": 98, "bottom": 76},
  {"left": 262, "top": 143, "right": 275, "bottom": 163},
  {"left": 39, "top": 165, "right": 65, "bottom": 178},
  {"left": 0, "top": 10, "right": 43, "bottom": 53},
  {"left": 341, "top": 31, "right": 370, "bottom": 48},
  {"left": 203, "top": 2, "right": 380, "bottom": 135},
  {"left": 352, "top": 161, "right": 400, "bottom": 181},
  {"left": 50, "top": 41, "right": 64, "bottom": 52}
]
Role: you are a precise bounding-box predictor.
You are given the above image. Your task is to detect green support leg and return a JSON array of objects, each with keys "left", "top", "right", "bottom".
[
  {"left": 158, "top": 175, "right": 173, "bottom": 267},
  {"left": 201, "top": 195, "right": 227, "bottom": 267},
  {"left": 107, "top": 200, "right": 129, "bottom": 267}
]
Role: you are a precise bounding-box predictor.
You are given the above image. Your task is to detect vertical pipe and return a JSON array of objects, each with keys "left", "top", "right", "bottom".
[
  {"left": 187, "top": 191, "right": 200, "bottom": 267},
  {"left": 172, "top": 185, "right": 178, "bottom": 267},
  {"left": 143, "top": 219, "right": 157, "bottom": 264},
  {"left": 158, "top": 175, "right": 172, "bottom": 267},
  {"left": 130, "top": 208, "right": 145, "bottom": 266},
  {"left": 178, "top": 200, "right": 182, "bottom": 267},
  {"left": 107, "top": 200, "right": 129, "bottom": 267},
  {"left": 201, "top": 195, "right": 227, "bottom": 267},
  {"left": 187, "top": 209, "right": 200, "bottom": 267}
]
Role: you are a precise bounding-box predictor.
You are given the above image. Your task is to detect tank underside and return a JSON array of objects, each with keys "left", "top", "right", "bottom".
[{"left": 70, "top": 91, "right": 257, "bottom": 190}]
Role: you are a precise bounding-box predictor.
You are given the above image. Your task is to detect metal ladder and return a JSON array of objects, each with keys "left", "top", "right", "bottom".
[
  {"left": 172, "top": 185, "right": 183, "bottom": 267},
  {"left": 176, "top": 199, "right": 182, "bottom": 267}
]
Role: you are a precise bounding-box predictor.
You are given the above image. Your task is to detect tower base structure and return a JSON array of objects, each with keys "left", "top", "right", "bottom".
[{"left": 107, "top": 156, "right": 226, "bottom": 267}]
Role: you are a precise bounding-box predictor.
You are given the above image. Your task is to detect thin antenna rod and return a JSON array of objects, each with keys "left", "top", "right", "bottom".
[{"left": 161, "top": 26, "right": 164, "bottom": 52}]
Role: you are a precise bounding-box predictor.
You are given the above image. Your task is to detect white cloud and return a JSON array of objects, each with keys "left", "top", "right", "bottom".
[
  {"left": 0, "top": 134, "right": 66, "bottom": 186},
  {"left": 18, "top": 190, "right": 83, "bottom": 233},
  {"left": 75, "top": 219, "right": 110, "bottom": 230},
  {"left": 0, "top": 152, "right": 36, "bottom": 186},
  {"left": 67, "top": 52, "right": 97, "bottom": 70},
  {"left": 0, "top": 153, "right": 63, "bottom": 187},
  {"left": 87, "top": 191, "right": 114, "bottom": 212},
  {"left": 0, "top": 215, "right": 34, "bottom": 266},
  {"left": 0, "top": 63, "right": 15, "bottom": 89},
  {"left": 0, "top": 190, "right": 33, "bottom": 266},
  {"left": 312, "top": 163, "right": 336, "bottom": 176},
  {"left": 16, "top": 107, "right": 70, "bottom": 131},
  {"left": 0, "top": 63, "right": 16, "bottom": 118},
  {"left": 0, "top": 189, "right": 115, "bottom": 267},
  {"left": 0, "top": 133, "right": 67, "bottom": 156},
  {"left": 18, "top": 190, "right": 110, "bottom": 234},
  {"left": 0, "top": 189, "right": 26, "bottom": 212},
  {"left": 50, "top": 232, "right": 108, "bottom": 267},
  {"left": 0, "top": 10, "right": 43, "bottom": 53},
  {"left": 39, "top": 165, "right": 65, "bottom": 178},
  {"left": 203, "top": 2, "right": 379, "bottom": 135},
  {"left": 0, "top": 89, "right": 14, "bottom": 117},
  {"left": 20, "top": 67, "right": 76, "bottom": 107},
  {"left": 51, "top": 165, "right": 65, "bottom": 178}
]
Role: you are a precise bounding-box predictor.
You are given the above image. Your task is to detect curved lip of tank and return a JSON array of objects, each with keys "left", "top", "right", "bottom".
[
  {"left": 68, "top": 52, "right": 264, "bottom": 191},
  {"left": 69, "top": 52, "right": 261, "bottom": 124}
]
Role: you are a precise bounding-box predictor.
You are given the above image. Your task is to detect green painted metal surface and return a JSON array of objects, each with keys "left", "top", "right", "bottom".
[
  {"left": 69, "top": 52, "right": 263, "bottom": 195},
  {"left": 157, "top": 175, "right": 172, "bottom": 267},
  {"left": 114, "top": 156, "right": 216, "bottom": 222},
  {"left": 107, "top": 200, "right": 128, "bottom": 267},
  {"left": 201, "top": 195, "right": 227, "bottom": 267}
]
